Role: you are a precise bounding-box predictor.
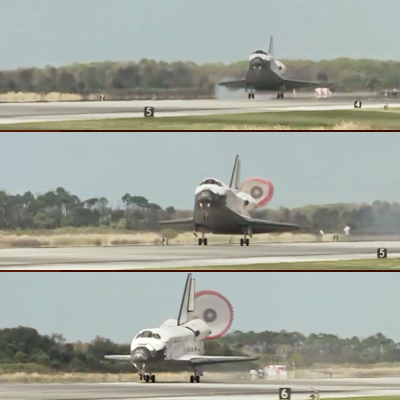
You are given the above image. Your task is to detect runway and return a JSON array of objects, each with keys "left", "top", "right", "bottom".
[
  {"left": 0, "top": 97, "right": 399, "bottom": 124},
  {"left": 2, "top": 378, "right": 400, "bottom": 400},
  {"left": 0, "top": 241, "right": 398, "bottom": 270}
]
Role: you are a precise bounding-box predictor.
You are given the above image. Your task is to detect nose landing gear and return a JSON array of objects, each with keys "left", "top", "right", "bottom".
[
  {"left": 141, "top": 373, "right": 156, "bottom": 383},
  {"left": 240, "top": 237, "right": 250, "bottom": 246}
]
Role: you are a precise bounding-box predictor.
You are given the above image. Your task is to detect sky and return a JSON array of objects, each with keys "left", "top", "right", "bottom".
[
  {"left": 0, "top": 272, "right": 398, "bottom": 343},
  {"left": 1, "top": 0, "right": 399, "bottom": 70},
  {"left": 0, "top": 131, "right": 398, "bottom": 210}
]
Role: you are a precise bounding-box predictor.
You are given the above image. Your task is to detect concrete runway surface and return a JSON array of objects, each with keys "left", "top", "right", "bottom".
[
  {"left": 0, "top": 97, "right": 399, "bottom": 124},
  {"left": 2, "top": 378, "right": 400, "bottom": 400},
  {"left": 0, "top": 241, "right": 398, "bottom": 270}
]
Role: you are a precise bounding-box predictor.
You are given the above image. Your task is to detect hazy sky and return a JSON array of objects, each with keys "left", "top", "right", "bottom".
[
  {"left": 1, "top": 0, "right": 399, "bottom": 70},
  {"left": 0, "top": 131, "right": 398, "bottom": 210},
  {"left": 0, "top": 272, "right": 398, "bottom": 343}
]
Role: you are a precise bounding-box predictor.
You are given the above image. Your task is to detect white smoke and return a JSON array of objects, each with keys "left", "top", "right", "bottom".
[
  {"left": 213, "top": 76, "right": 247, "bottom": 100},
  {"left": 213, "top": 79, "right": 276, "bottom": 101}
]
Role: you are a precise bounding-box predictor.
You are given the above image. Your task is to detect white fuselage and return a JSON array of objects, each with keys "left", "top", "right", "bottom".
[
  {"left": 129, "top": 319, "right": 210, "bottom": 371},
  {"left": 249, "top": 51, "right": 287, "bottom": 76},
  {"left": 194, "top": 178, "right": 257, "bottom": 215}
]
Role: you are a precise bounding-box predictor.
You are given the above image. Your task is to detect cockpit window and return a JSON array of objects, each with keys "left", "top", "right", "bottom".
[
  {"left": 254, "top": 50, "right": 269, "bottom": 55},
  {"left": 136, "top": 331, "right": 152, "bottom": 338},
  {"left": 136, "top": 331, "right": 161, "bottom": 339},
  {"left": 200, "top": 179, "right": 222, "bottom": 186}
]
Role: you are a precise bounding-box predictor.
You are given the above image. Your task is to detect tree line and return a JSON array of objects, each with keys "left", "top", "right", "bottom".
[
  {"left": 1, "top": 327, "right": 398, "bottom": 374},
  {"left": 0, "top": 187, "right": 187, "bottom": 232},
  {"left": 0, "top": 188, "right": 399, "bottom": 235},
  {"left": 0, "top": 57, "right": 399, "bottom": 95},
  {"left": 220, "top": 330, "right": 400, "bottom": 367}
]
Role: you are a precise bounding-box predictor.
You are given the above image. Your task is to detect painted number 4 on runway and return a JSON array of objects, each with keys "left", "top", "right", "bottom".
[
  {"left": 279, "top": 388, "right": 291, "bottom": 400},
  {"left": 377, "top": 248, "right": 388, "bottom": 258}
]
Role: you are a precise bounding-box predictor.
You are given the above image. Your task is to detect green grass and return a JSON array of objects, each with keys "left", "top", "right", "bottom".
[
  {"left": 2, "top": 109, "right": 400, "bottom": 130},
  {"left": 179, "top": 258, "right": 400, "bottom": 270}
]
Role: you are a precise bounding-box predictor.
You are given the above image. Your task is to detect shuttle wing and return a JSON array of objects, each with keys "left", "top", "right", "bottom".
[
  {"left": 104, "top": 355, "right": 131, "bottom": 362},
  {"left": 218, "top": 79, "right": 247, "bottom": 89},
  {"left": 281, "top": 76, "right": 321, "bottom": 89},
  {"left": 177, "top": 354, "right": 257, "bottom": 365},
  {"left": 234, "top": 211, "right": 304, "bottom": 233},
  {"left": 159, "top": 217, "right": 193, "bottom": 226},
  {"left": 243, "top": 215, "right": 301, "bottom": 229}
]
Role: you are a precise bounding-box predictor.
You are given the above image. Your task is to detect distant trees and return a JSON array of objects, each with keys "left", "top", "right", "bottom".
[
  {"left": 256, "top": 200, "right": 400, "bottom": 235},
  {"left": 0, "top": 188, "right": 399, "bottom": 234},
  {"left": 0, "top": 188, "right": 176, "bottom": 231},
  {"left": 0, "top": 57, "right": 399, "bottom": 96},
  {"left": 1, "top": 327, "right": 400, "bottom": 374},
  {"left": 219, "top": 330, "right": 400, "bottom": 367}
]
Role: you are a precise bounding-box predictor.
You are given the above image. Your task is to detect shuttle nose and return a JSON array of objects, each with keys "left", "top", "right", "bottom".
[
  {"left": 250, "top": 57, "right": 263, "bottom": 67},
  {"left": 132, "top": 352, "right": 147, "bottom": 363},
  {"left": 132, "top": 350, "right": 147, "bottom": 369},
  {"left": 197, "top": 190, "right": 214, "bottom": 207}
]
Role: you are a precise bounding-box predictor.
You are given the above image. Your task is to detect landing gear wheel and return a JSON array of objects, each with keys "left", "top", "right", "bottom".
[
  {"left": 196, "top": 376, "right": 200, "bottom": 383},
  {"left": 277, "top": 92, "right": 284, "bottom": 99},
  {"left": 139, "top": 374, "right": 143, "bottom": 380},
  {"left": 240, "top": 238, "right": 244, "bottom": 246},
  {"left": 204, "top": 238, "right": 208, "bottom": 246},
  {"left": 190, "top": 375, "right": 194, "bottom": 383},
  {"left": 144, "top": 375, "right": 150, "bottom": 383},
  {"left": 248, "top": 93, "right": 255, "bottom": 100},
  {"left": 151, "top": 375, "right": 156, "bottom": 383},
  {"left": 198, "top": 238, "right": 202, "bottom": 245},
  {"left": 246, "top": 238, "right": 250, "bottom": 246}
]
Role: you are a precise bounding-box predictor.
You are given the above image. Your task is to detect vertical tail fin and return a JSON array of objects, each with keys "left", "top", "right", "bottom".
[
  {"left": 229, "top": 155, "right": 241, "bottom": 191},
  {"left": 178, "top": 273, "right": 196, "bottom": 325},
  {"left": 269, "top": 35, "right": 274, "bottom": 56}
]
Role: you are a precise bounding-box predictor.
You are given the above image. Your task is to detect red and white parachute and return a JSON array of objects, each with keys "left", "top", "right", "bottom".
[
  {"left": 239, "top": 177, "right": 275, "bottom": 208},
  {"left": 195, "top": 290, "right": 234, "bottom": 339}
]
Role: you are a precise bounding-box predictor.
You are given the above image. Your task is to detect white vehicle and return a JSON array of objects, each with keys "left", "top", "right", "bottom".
[{"left": 105, "top": 273, "right": 257, "bottom": 383}]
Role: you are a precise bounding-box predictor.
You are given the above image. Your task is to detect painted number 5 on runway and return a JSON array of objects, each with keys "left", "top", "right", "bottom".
[
  {"left": 144, "top": 107, "right": 155, "bottom": 117},
  {"left": 377, "top": 248, "right": 387, "bottom": 258},
  {"left": 279, "top": 388, "right": 291, "bottom": 400}
]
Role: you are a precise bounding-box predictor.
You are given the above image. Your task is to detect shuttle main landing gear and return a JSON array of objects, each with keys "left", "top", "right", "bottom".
[
  {"left": 198, "top": 233, "right": 208, "bottom": 246},
  {"left": 277, "top": 92, "right": 284, "bottom": 99},
  {"left": 246, "top": 86, "right": 255, "bottom": 100},
  {"left": 190, "top": 368, "right": 201, "bottom": 383},
  {"left": 240, "top": 237, "right": 250, "bottom": 246},
  {"left": 141, "top": 373, "right": 156, "bottom": 383}
]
